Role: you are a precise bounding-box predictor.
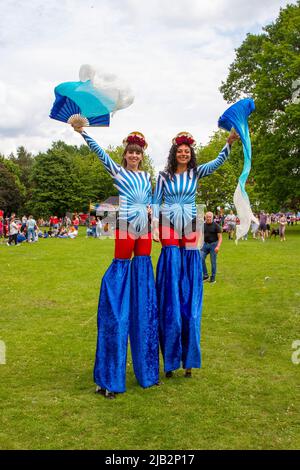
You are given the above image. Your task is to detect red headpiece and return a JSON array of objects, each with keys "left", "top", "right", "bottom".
[
  {"left": 123, "top": 131, "right": 148, "bottom": 149},
  {"left": 172, "top": 132, "right": 196, "bottom": 148}
]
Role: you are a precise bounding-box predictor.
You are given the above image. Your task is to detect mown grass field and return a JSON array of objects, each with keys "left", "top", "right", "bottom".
[{"left": 0, "top": 226, "right": 299, "bottom": 450}]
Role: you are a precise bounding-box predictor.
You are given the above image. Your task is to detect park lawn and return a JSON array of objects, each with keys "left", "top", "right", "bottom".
[{"left": 0, "top": 226, "right": 299, "bottom": 450}]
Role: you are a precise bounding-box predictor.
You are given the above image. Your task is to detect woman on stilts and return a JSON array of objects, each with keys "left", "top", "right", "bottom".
[
  {"left": 153, "top": 130, "right": 238, "bottom": 379},
  {"left": 73, "top": 125, "right": 159, "bottom": 399}
]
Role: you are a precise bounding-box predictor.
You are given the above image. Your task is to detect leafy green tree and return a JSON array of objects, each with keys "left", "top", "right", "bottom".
[
  {"left": 9, "top": 146, "right": 34, "bottom": 214},
  {"left": 27, "top": 140, "right": 156, "bottom": 217},
  {"left": 0, "top": 157, "right": 25, "bottom": 214},
  {"left": 220, "top": 2, "right": 300, "bottom": 211},
  {"left": 10, "top": 146, "right": 34, "bottom": 190},
  {"left": 27, "top": 142, "right": 76, "bottom": 217}
]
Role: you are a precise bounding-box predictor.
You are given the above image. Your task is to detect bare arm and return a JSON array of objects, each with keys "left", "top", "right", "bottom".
[{"left": 215, "top": 232, "right": 222, "bottom": 253}]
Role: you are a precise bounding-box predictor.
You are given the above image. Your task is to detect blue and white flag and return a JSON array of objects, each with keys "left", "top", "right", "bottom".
[{"left": 218, "top": 98, "right": 258, "bottom": 240}]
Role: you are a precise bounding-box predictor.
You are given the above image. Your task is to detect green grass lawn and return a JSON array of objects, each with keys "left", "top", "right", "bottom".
[{"left": 0, "top": 227, "right": 299, "bottom": 450}]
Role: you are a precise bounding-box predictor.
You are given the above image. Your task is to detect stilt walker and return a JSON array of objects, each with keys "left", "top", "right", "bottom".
[
  {"left": 49, "top": 65, "right": 159, "bottom": 397},
  {"left": 73, "top": 128, "right": 159, "bottom": 398},
  {"left": 153, "top": 131, "right": 239, "bottom": 378}
]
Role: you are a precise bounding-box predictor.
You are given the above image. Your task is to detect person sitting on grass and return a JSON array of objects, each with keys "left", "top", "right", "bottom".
[{"left": 68, "top": 226, "right": 78, "bottom": 239}]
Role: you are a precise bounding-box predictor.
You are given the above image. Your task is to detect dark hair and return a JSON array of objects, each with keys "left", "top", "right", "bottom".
[
  {"left": 164, "top": 144, "right": 197, "bottom": 178},
  {"left": 122, "top": 144, "right": 144, "bottom": 169}
]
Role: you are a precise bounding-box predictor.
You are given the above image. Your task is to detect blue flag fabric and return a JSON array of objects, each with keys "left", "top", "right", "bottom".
[
  {"left": 49, "top": 80, "right": 111, "bottom": 127},
  {"left": 218, "top": 98, "right": 258, "bottom": 240}
]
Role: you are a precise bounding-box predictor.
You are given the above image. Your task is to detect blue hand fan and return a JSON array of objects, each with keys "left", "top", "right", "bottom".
[
  {"left": 50, "top": 80, "right": 111, "bottom": 127},
  {"left": 50, "top": 65, "right": 134, "bottom": 128},
  {"left": 218, "top": 98, "right": 257, "bottom": 240}
]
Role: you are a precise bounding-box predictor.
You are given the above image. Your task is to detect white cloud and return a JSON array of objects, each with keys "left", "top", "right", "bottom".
[{"left": 0, "top": 0, "right": 296, "bottom": 171}]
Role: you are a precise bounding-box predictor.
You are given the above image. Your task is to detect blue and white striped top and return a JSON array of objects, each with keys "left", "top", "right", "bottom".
[
  {"left": 153, "top": 143, "right": 231, "bottom": 232},
  {"left": 82, "top": 132, "right": 152, "bottom": 233}
]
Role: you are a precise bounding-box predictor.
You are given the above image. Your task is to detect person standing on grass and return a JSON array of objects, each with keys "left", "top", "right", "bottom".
[
  {"left": 90, "top": 216, "right": 97, "bottom": 237},
  {"left": 201, "top": 212, "right": 222, "bottom": 284},
  {"left": 0, "top": 214, "right": 3, "bottom": 239},
  {"left": 7, "top": 215, "right": 20, "bottom": 246},
  {"left": 72, "top": 124, "right": 159, "bottom": 400},
  {"left": 21, "top": 215, "right": 27, "bottom": 233},
  {"left": 72, "top": 214, "right": 79, "bottom": 231},
  {"left": 278, "top": 214, "right": 287, "bottom": 241},
  {"left": 96, "top": 217, "right": 102, "bottom": 238},
  {"left": 226, "top": 210, "right": 236, "bottom": 240},
  {"left": 251, "top": 217, "right": 259, "bottom": 239},
  {"left": 259, "top": 211, "right": 267, "bottom": 242},
  {"left": 266, "top": 213, "right": 271, "bottom": 238},
  {"left": 152, "top": 130, "right": 238, "bottom": 380},
  {"left": 26, "top": 215, "right": 36, "bottom": 243}
]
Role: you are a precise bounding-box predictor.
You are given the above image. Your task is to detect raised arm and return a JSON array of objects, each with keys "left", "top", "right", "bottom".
[
  {"left": 197, "top": 143, "right": 231, "bottom": 178},
  {"left": 81, "top": 131, "right": 121, "bottom": 177},
  {"left": 197, "top": 130, "right": 239, "bottom": 179}
]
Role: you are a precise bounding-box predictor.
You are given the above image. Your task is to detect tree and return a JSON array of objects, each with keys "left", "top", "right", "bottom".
[
  {"left": 27, "top": 143, "right": 76, "bottom": 217},
  {"left": 10, "top": 146, "right": 34, "bottom": 190},
  {"left": 9, "top": 146, "right": 34, "bottom": 214},
  {"left": 220, "top": 2, "right": 300, "bottom": 211},
  {"left": 0, "top": 157, "right": 25, "bottom": 214},
  {"left": 27, "top": 140, "right": 156, "bottom": 217}
]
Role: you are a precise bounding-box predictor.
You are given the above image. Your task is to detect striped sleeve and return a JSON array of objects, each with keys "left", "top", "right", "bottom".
[
  {"left": 152, "top": 172, "right": 164, "bottom": 221},
  {"left": 81, "top": 132, "right": 121, "bottom": 177},
  {"left": 197, "top": 143, "right": 231, "bottom": 179}
]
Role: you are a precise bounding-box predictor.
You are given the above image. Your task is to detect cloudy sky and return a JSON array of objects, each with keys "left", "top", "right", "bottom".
[{"left": 0, "top": 0, "right": 296, "bottom": 170}]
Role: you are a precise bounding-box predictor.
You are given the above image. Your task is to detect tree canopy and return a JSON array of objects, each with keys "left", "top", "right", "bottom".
[
  {"left": 11, "top": 140, "right": 156, "bottom": 218},
  {"left": 220, "top": 1, "right": 300, "bottom": 211}
]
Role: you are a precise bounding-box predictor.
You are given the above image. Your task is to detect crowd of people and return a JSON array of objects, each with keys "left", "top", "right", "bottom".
[
  {"left": 0, "top": 211, "right": 119, "bottom": 245},
  {"left": 209, "top": 210, "right": 297, "bottom": 242},
  {"left": 0, "top": 213, "right": 81, "bottom": 245},
  {"left": 0, "top": 209, "right": 296, "bottom": 247}
]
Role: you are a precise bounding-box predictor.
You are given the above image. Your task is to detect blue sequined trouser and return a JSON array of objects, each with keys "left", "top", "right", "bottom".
[
  {"left": 156, "top": 244, "right": 203, "bottom": 372},
  {"left": 93, "top": 256, "right": 159, "bottom": 393}
]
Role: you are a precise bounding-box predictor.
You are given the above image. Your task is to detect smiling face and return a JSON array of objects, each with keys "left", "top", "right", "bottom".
[
  {"left": 176, "top": 144, "right": 191, "bottom": 166},
  {"left": 122, "top": 143, "right": 143, "bottom": 170},
  {"left": 124, "top": 149, "right": 143, "bottom": 168}
]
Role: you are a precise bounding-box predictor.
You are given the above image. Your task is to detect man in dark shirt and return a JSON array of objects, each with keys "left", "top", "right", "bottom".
[
  {"left": 201, "top": 212, "right": 222, "bottom": 284},
  {"left": 259, "top": 211, "right": 267, "bottom": 242}
]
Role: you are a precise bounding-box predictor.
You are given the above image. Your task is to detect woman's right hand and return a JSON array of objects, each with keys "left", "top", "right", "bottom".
[
  {"left": 72, "top": 124, "right": 84, "bottom": 134},
  {"left": 69, "top": 116, "right": 87, "bottom": 134},
  {"left": 227, "top": 129, "right": 239, "bottom": 145}
]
